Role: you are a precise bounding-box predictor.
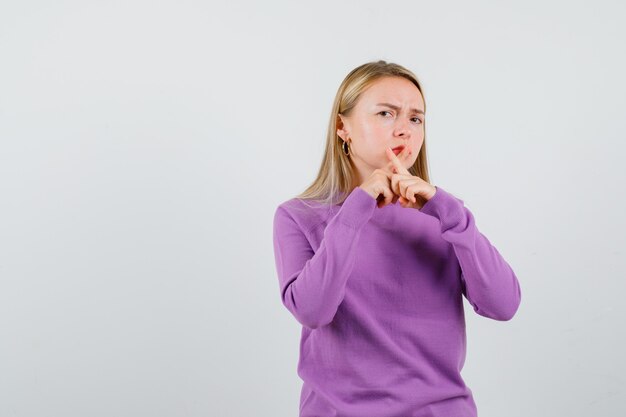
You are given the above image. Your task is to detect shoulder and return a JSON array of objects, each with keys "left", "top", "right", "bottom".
[{"left": 274, "top": 196, "right": 336, "bottom": 234}]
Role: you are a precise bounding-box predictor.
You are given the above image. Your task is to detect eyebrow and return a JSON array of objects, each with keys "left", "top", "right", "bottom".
[{"left": 376, "top": 102, "right": 424, "bottom": 115}]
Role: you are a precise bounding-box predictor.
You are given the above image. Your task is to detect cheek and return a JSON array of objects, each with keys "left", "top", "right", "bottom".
[
  {"left": 360, "top": 128, "right": 387, "bottom": 150},
  {"left": 360, "top": 123, "right": 385, "bottom": 140},
  {"left": 411, "top": 141, "right": 424, "bottom": 159}
]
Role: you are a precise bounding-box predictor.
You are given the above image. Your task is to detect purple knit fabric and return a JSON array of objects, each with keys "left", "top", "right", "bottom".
[{"left": 272, "top": 185, "right": 522, "bottom": 417}]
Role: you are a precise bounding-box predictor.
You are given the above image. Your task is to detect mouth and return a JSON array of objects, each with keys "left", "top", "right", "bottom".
[{"left": 392, "top": 145, "right": 405, "bottom": 155}]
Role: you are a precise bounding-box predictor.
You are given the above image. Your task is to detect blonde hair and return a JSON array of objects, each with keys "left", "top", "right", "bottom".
[{"left": 295, "top": 60, "right": 431, "bottom": 208}]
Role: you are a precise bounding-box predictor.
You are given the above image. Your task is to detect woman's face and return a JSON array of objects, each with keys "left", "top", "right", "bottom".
[{"left": 337, "top": 76, "right": 425, "bottom": 185}]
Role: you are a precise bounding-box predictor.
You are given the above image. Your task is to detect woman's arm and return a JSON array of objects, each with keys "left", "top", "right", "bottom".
[
  {"left": 419, "top": 186, "right": 522, "bottom": 321},
  {"left": 272, "top": 187, "right": 377, "bottom": 329}
]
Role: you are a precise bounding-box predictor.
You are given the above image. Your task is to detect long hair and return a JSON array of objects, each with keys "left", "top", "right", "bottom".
[{"left": 295, "top": 60, "right": 431, "bottom": 208}]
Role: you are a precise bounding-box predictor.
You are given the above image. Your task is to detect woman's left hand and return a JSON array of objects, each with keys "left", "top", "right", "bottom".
[{"left": 384, "top": 147, "right": 437, "bottom": 209}]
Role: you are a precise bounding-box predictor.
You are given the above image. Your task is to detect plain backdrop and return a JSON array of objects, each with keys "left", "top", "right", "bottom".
[{"left": 1, "top": 1, "right": 625, "bottom": 416}]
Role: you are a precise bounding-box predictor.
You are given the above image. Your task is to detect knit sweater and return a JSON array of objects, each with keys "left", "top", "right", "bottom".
[{"left": 272, "top": 184, "right": 522, "bottom": 417}]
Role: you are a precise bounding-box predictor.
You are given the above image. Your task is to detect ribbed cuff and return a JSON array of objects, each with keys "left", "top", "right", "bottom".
[
  {"left": 336, "top": 186, "right": 377, "bottom": 229},
  {"left": 418, "top": 185, "right": 465, "bottom": 225}
]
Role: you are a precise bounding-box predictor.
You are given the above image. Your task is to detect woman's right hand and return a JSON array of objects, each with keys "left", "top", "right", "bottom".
[
  {"left": 358, "top": 169, "right": 397, "bottom": 208},
  {"left": 358, "top": 145, "right": 412, "bottom": 208}
]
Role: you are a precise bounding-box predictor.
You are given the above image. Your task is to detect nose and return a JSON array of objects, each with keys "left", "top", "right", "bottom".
[
  {"left": 394, "top": 126, "right": 411, "bottom": 139},
  {"left": 394, "top": 118, "right": 411, "bottom": 137}
]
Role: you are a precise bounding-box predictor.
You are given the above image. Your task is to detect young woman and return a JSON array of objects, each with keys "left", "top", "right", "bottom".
[{"left": 272, "top": 60, "right": 522, "bottom": 417}]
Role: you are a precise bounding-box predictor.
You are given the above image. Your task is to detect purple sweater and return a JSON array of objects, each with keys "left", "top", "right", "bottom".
[{"left": 272, "top": 185, "right": 522, "bottom": 417}]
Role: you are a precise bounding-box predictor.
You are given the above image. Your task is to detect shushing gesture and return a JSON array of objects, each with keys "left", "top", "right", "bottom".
[
  {"left": 358, "top": 145, "right": 437, "bottom": 209},
  {"left": 384, "top": 146, "right": 437, "bottom": 209}
]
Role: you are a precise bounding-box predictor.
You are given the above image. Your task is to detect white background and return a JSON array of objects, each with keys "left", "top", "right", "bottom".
[{"left": 1, "top": 1, "right": 625, "bottom": 416}]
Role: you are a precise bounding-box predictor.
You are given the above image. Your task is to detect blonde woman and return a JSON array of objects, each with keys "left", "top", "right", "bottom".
[{"left": 272, "top": 60, "right": 521, "bottom": 417}]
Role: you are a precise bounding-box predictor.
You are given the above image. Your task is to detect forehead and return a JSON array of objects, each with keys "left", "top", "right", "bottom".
[{"left": 359, "top": 76, "right": 424, "bottom": 109}]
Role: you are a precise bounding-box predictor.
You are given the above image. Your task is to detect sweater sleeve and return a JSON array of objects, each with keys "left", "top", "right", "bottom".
[
  {"left": 419, "top": 185, "right": 522, "bottom": 321},
  {"left": 272, "top": 186, "right": 377, "bottom": 329}
]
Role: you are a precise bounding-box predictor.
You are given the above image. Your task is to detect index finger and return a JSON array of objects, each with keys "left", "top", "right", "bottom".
[{"left": 385, "top": 146, "right": 412, "bottom": 175}]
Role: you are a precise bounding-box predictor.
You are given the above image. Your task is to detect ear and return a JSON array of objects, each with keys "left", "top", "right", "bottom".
[{"left": 336, "top": 113, "right": 349, "bottom": 141}]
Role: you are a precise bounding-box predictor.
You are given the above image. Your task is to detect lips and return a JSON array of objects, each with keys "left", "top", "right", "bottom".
[{"left": 392, "top": 145, "right": 405, "bottom": 154}]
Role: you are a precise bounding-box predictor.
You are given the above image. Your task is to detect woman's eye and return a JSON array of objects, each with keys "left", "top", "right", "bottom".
[{"left": 379, "top": 111, "right": 422, "bottom": 124}]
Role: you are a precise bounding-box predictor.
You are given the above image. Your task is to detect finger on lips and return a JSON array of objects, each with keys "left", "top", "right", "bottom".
[
  {"left": 386, "top": 146, "right": 411, "bottom": 174},
  {"left": 385, "top": 146, "right": 411, "bottom": 174},
  {"left": 386, "top": 146, "right": 416, "bottom": 202}
]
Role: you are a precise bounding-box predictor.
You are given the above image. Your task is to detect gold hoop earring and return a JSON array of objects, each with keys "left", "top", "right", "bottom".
[{"left": 342, "top": 140, "right": 350, "bottom": 156}]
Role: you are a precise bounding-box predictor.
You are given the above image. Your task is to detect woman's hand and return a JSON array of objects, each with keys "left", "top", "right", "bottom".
[
  {"left": 358, "top": 171, "right": 394, "bottom": 209},
  {"left": 384, "top": 147, "right": 437, "bottom": 209},
  {"left": 359, "top": 146, "right": 412, "bottom": 208}
]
